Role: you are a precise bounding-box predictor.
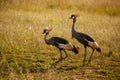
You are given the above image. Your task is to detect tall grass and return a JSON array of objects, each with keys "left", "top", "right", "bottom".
[
  {"left": 0, "top": 0, "right": 120, "bottom": 16},
  {"left": 0, "top": 0, "right": 120, "bottom": 80}
]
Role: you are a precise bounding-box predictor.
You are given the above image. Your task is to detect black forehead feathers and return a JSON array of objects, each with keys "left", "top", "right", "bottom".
[
  {"left": 43, "top": 29, "right": 48, "bottom": 33},
  {"left": 71, "top": 14, "right": 74, "bottom": 16},
  {"left": 44, "top": 29, "right": 46, "bottom": 31},
  {"left": 71, "top": 14, "right": 75, "bottom": 18}
]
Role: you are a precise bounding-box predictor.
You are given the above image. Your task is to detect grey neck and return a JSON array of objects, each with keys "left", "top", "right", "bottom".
[{"left": 44, "top": 33, "right": 49, "bottom": 44}]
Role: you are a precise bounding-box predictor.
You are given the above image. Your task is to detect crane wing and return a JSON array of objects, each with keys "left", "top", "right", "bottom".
[
  {"left": 48, "top": 37, "right": 74, "bottom": 50},
  {"left": 58, "top": 42, "right": 73, "bottom": 50},
  {"left": 48, "top": 37, "right": 68, "bottom": 46},
  {"left": 79, "top": 32, "right": 95, "bottom": 42}
]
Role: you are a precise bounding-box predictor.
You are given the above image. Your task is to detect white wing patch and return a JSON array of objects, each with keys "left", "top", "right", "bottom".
[
  {"left": 58, "top": 42, "right": 73, "bottom": 50},
  {"left": 88, "top": 41, "right": 100, "bottom": 49}
]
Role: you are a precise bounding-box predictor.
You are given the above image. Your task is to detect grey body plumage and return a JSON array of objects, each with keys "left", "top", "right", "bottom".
[
  {"left": 43, "top": 29, "right": 79, "bottom": 65},
  {"left": 70, "top": 14, "right": 101, "bottom": 66}
]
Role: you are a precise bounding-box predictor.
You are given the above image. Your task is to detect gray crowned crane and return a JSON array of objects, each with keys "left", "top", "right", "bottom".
[
  {"left": 70, "top": 14, "right": 101, "bottom": 66},
  {"left": 42, "top": 28, "right": 79, "bottom": 65}
]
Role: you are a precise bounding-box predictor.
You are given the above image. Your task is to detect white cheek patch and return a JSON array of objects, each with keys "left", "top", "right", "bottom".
[
  {"left": 45, "top": 31, "right": 49, "bottom": 34},
  {"left": 72, "top": 16, "right": 75, "bottom": 19}
]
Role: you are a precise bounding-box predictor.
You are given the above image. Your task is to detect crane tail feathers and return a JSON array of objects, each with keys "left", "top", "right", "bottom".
[
  {"left": 96, "top": 48, "right": 101, "bottom": 52},
  {"left": 72, "top": 45, "right": 79, "bottom": 54}
]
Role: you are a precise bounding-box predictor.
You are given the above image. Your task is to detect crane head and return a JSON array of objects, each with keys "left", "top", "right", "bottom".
[
  {"left": 42, "top": 28, "right": 53, "bottom": 34},
  {"left": 70, "top": 13, "right": 79, "bottom": 19}
]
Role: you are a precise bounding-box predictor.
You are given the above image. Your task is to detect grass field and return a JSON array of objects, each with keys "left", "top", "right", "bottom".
[{"left": 0, "top": 0, "right": 120, "bottom": 80}]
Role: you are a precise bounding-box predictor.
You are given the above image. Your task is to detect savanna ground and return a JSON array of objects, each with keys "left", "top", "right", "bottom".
[{"left": 0, "top": 0, "right": 120, "bottom": 80}]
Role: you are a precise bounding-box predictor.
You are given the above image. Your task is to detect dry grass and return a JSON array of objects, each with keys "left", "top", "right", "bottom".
[
  {"left": 1, "top": 0, "right": 120, "bottom": 16},
  {"left": 0, "top": 0, "right": 120, "bottom": 80}
]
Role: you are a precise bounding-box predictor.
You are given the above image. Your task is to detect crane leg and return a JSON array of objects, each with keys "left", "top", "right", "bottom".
[
  {"left": 83, "top": 47, "right": 87, "bottom": 66},
  {"left": 87, "top": 48, "right": 94, "bottom": 65},
  {"left": 51, "top": 50, "right": 63, "bottom": 66},
  {"left": 59, "top": 50, "right": 63, "bottom": 65},
  {"left": 63, "top": 50, "right": 68, "bottom": 59}
]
